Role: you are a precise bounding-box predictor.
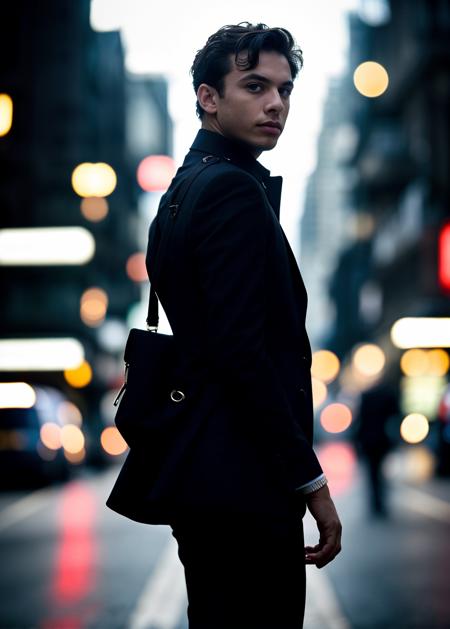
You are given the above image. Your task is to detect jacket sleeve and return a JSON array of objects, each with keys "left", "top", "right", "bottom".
[{"left": 190, "top": 169, "right": 324, "bottom": 491}]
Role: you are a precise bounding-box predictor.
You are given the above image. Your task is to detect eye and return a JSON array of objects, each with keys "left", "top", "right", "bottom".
[
  {"left": 246, "top": 83, "right": 263, "bottom": 93},
  {"left": 279, "top": 87, "right": 292, "bottom": 98}
]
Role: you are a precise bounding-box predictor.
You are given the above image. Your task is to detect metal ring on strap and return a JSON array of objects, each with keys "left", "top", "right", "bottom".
[{"left": 170, "top": 390, "right": 186, "bottom": 403}]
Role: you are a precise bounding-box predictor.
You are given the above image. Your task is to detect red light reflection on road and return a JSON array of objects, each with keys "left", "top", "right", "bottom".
[
  {"left": 42, "top": 482, "right": 98, "bottom": 629},
  {"left": 317, "top": 441, "right": 357, "bottom": 496},
  {"left": 54, "top": 482, "right": 96, "bottom": 601}
]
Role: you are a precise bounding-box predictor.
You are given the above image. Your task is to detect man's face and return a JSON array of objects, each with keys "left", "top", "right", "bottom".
[{"left": 201, "top": 50, "right": 293, "bottom": 157}]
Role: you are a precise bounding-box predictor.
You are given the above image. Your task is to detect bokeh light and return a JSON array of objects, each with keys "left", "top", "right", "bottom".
[
  {"left": 0, "top": 227, "right": 95, "bottom": 266},
  {"left": 72, "top": 162, "right": 117, "bottom": 197},
  {"left": 311, "top": 350, "right": 340, "bottom": 384},
  {"left": 57, "top": 400, "right": 83, "bottom": 426},
  {"left": 126, "top": 252, "right": 148, "bottom": 282},
  {"left": 427, "top": 349, "right": 449, "bottom": 376},
  {"left": 40, "top": 422, "right": 62, "bottom": 450},
  {"left": 401, "top": 348, "right": 449, "bottom": 377},
  {"left": 400, "top": 413, "right": 430, "bottom": 444},
  {"left": 64, "top": 361, "right": 92, "bottom": 388},
  {"left": 400, "top": 349, "right": 429, "bottom": 377},
  {"left": 391, "top": 317, "right": 450, "bottom": 348},
  {"left": 316, "top": 441, "right": 357, "bottom": 496},
  {"left": 353, "top": 61, "right": 389, "bottom": 97},
  {"left": 352, "top": 343, "right": 385, "bottom": 377},
  {"left": 61, "top": 424, "right": 85, "bottom": 454},
  {"left": 0, "top": 94, "right": 13, "bottom": 136},
  {"left": 311, "top": 377, "right": 327, "bottom": 409},
  {"left": 80, "top": 196, "right": 109, "bottom": 222},
  {"left": 137, "top": 155, "right": 176, "bottom": 192},
  {"left": 0, "top": 338, "right": 84, "bottom": 371},
  {"left": 64, "top": 448, "right": 86, "bottom": 464},
  {"left": 80, "top": 287, "right": 108, "bottom": 327},
  {"left": 0, "top": 382, "right": 36, "bottom": 408},
  {"left": 100, "top": 426, "right": 128, "bottom": 455},
  {"left": 320, "top": 403, "right": 352, "bottom": 433}
]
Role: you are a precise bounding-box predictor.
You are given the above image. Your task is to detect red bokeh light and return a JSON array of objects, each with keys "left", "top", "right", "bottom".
[
  {"left": 136, "top": 155, "right": 176, "bottom": 192},
  {"left": 317, "top": 441, "right": 357, "bottom": 496}
]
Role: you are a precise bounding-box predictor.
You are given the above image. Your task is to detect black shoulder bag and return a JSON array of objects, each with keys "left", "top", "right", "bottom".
[{"left": 112, "top": 155, "right": 220, "bottom": 450}]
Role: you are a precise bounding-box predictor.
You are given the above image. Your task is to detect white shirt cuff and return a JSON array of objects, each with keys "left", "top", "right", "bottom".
[{"left": 295, "top": 473, "right": 328, "bottom": 495}]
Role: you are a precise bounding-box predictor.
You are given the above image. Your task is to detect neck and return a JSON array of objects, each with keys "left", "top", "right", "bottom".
[{"left": 200, "top": 119, "right": 262, "bottom": 159}]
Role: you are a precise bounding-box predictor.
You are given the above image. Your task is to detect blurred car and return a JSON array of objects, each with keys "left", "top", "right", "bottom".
[
  {"left": 436, "top": 382, "right": 450, "bottom": 476},
  {"left": 0, "top": 385, "right": 77, "bottom": 488}
]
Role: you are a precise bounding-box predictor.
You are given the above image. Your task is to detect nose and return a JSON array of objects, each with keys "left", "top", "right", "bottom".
[{"left": 264, "top": 88, "right": 284, "bottom": 114}]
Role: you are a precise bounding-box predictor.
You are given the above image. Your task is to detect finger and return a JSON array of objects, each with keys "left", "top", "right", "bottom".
[
  {"left": 309, "top": 543, "right": 342, "bottom": 569},
  {"left": 305, "top": 542, "right": 336, "bottom": 566}
]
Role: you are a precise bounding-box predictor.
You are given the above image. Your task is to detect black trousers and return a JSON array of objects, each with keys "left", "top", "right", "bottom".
[{"left": 170, "top": 511, "right": 306, "bottom": 629}]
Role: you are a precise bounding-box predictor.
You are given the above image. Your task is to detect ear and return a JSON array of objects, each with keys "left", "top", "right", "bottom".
[{"left": 197, "top": 83, "right": 219, "bottom": 115}]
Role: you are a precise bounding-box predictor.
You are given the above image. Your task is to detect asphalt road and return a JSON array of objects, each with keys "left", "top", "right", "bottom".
[{"left": 0, "top": 442, "right": 449, "bottom": 629}]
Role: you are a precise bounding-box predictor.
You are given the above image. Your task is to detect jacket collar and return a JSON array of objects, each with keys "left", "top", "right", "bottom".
[{"left": 189, "top": 129, "right": 282, "bottom": 219}]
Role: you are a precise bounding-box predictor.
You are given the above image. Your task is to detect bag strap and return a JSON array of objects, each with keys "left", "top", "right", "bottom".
[{"left": 146, "top": 155, "right": 220, "bottom": 330}]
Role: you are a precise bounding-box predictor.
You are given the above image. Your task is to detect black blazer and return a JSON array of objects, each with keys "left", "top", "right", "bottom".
[{"left": 107, "top": 129, "right": 324, "bottom": 522}]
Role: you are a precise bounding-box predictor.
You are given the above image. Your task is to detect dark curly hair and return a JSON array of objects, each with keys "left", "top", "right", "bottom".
[{"left": 190, "top": 22, "right": 303, "bottom": 119}]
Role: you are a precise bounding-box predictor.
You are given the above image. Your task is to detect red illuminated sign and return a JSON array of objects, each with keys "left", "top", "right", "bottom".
[{"left": 439, "top": 223, "right": 450, "bottom": 291}]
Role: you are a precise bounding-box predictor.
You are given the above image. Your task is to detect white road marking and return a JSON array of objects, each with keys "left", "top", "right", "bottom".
[
  {"left": 396, "top": 485, "right": 450, "bottom": 523},
  {"left": 128, "top": 535, "right": 187, "bottom": 629},
  {"left": 305, "top": 565, "right": 351, "bottom": 629},
  {"left": 0, "top": 486, "right": 55, "bottom": 533}
]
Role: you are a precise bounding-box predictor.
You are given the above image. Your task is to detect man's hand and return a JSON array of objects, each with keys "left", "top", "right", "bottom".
[{"left": 304, "top": 484, "right": 342, "bottom": 569}]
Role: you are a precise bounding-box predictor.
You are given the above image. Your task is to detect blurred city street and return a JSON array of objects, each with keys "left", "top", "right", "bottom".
[
  {"left": 1, "top": 1, "right": 450, "bottom": 628},
  {"left": 1, "top": 441, "right": 449, "bottom": 629}
]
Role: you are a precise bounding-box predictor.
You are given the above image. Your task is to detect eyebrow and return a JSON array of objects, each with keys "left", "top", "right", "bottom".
[{"left": 237, "top": 72, "right": 294, "bottom": 88}]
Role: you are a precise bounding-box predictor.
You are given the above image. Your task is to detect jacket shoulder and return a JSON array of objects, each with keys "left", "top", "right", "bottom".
[{"left": 193, "top": 160, "right": 264, "bottom": 198}]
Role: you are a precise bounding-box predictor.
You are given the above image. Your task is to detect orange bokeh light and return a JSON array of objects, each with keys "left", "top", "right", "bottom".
[
  {"left": 100, "top": 426, "right": 128, "bottom": 456},
  {"left": 311, "top": 350, "right": 340, "bottom": 384},
  {"left": 61, "top": 424, "right": 85, "bottom": 454},
  {"left": 320, "top": 403, "right": 352, "bottom": 433},
  {"left": 126, "top": 252, "right": 148, "bottom": 282},
  {"left": 40, "top": 422, "right": 62, "bottom": 450},
  {"left": 80, "top": 196, "right": 109, "bottom": 222},
  {"left": 64, "top": 361, "right": 92, "bottom": 388},
  {"left": 311, "top": 377, "right": 327, "bottom": 408},
  {"left": 80, "top": 287, "right": 108, "bottom": 327}
]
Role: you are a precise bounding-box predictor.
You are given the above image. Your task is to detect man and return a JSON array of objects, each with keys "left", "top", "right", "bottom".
[{"left": 110, "top": 22, "right": 341, "bottom": 628}]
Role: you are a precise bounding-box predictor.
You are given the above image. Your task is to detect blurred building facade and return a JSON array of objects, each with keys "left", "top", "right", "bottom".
[
  {"left": 0, "top": 1, "right": 172, "bottom": 450},
  {"left": 300, "top": 76, "right": 356, "bottom": 346},
  {"left": 326, "top": 0, "right": 450, "bottom": 361}
]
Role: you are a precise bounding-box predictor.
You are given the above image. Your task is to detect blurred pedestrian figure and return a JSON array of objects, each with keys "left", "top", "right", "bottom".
[
  {"left": 353, "top": 381, "right": 399, "bottom": 518},
  {"left": 108, "top": 22, "right": 342, "bottom": 628}
]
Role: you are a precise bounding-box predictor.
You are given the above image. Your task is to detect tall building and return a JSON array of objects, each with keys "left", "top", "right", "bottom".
[
  {"left": 300, "top": 77, "right": 355, "bottom": 346},
  {"left": 327, "top": 1, "right": 450, "bottom": 360},
  {"left": 0, "top": 1, "right": 172, "bottom": 448}
]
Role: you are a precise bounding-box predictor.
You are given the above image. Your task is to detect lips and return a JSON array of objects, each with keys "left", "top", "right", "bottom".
[{"left": 258, "top": 121, "right": 282, "bottom": 130}]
